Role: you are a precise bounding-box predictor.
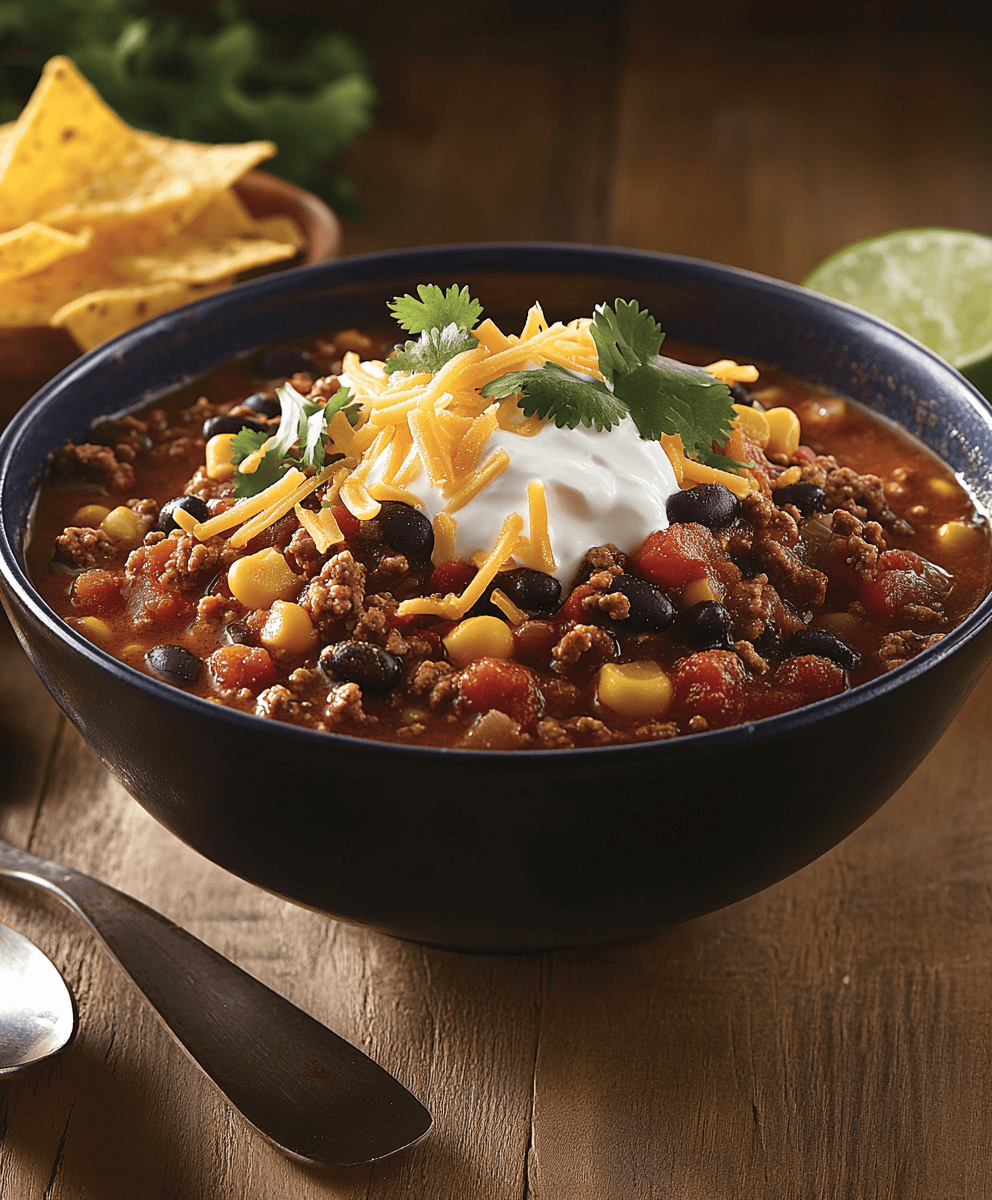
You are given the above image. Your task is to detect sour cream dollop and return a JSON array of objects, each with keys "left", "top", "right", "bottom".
[{"left": 366, "top": 416, "right": 679, "bottom": 585}]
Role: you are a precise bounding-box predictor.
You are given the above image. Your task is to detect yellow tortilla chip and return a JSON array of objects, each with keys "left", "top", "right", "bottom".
[
  {"left": 0, "top": 222, "right": 93, "bottom": 285},
  {"left": 50, "top": 279, "right": 229, "bottom": 351},
  {"left": 119, "top": 234, "right": 298, "bottom": 285},
  {"left": 252, "top": 214, "right": 307, "bottom": 252},
  {"left": 0, "top": 57, "right": 155, "bottom": 234},
  {"left": 181, "top": 188, "right": 261, "bottom": 239}
]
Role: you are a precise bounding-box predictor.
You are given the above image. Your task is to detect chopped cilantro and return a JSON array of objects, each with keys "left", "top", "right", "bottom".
[
  {"left": 384, "top": 323, "right": 480, "bottom": 376},
  {"left": 228, "top": 382, "right": 361, "bottom": 498},
  {"left": 480, "top": 363, "right": 626, "bottom": 432},
  {"left": 389, "top": 285, "right": 483, "bottom": 334},
  {"left": 482, "top": 299, "right": 743, "bottom": 471}
]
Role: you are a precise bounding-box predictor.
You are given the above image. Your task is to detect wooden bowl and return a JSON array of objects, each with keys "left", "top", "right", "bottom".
[{"left": 0, "top": 169, "right": 341, "bottom": 391}]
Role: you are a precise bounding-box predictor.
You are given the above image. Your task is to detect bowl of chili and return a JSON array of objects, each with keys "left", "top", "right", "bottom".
[{"left": 1, "top": 243, "right": 991, "bottom": 951}]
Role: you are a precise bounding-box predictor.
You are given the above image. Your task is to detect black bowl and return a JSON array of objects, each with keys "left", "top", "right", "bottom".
[{"left": 2, "top": 244, "right": 992, "bottom": 952}]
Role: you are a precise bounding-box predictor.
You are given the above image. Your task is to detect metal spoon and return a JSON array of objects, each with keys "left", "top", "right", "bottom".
[
  {"left": 0, "top": 837, "right": 432, "bottom": 1167},
  {"left": 0, "top": 919, "right": 77, "bottom": 1075}
]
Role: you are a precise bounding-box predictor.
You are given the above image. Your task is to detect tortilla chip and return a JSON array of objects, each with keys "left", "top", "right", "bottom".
[
  {"left": 0, "top": 222, "right": 93, "bottom": 285},
  {"left": 181, "top": 188, "right": 261, "bottom": 239},
  {"left": 0, "top": 58, "right": 155, "bottom": 234},
  {"left": 252, "top": 214, "right": 307, "bottom": 252},
  {"left": 119, "top": 234, "right": 297, "bottom": 286},
  {"left": 49, "top": 279, "right": 229, "bottom": 351}
]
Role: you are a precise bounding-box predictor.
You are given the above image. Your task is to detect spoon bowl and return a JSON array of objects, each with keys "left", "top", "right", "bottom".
[{"left": 0, "top": 920, "right": 76, "bottom": 1075}]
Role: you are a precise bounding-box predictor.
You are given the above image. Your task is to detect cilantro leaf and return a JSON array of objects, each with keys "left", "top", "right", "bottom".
[
  {"left": 233, "top": 450, "right": 286, "bottom": 498},
  {"left": 389, "top": 285, "right": 483, "bottom": 334},
  {"left": 229, "top": 427, "right": 269, "bottom": 464},
  {"left": 590, "top": 299, "right": 665, "bottom": 383},
  {"left": 323, "top": 384, "right": 362, "bottom": 426},
  {"left": 612, "top": 359, "right": 742, "bottom": 468},
  {"left": 384, "top": 323, "right": 479, "bottom": 375},
  {"left": 480, "top": 364, "right": 626, "bottom": 432}
]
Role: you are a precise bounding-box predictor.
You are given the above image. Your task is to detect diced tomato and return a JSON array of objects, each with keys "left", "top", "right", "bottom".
[
  {"left": 721, "top": 427, "right": 775, "bottom": 489},
  {"left": 70, "top": 569, "right": 127, "bottom": 614},
  {"left": 458, "top": 658, "right": 543, "bottom": 727},
  {"left": 331, "top": 505, "right": 360, "bottom": 542},
  {"left": 772, "top": 655, "right": 846, "bottom": 701},
  {"left": 631, "top": 524, "right": 729, "bottom": 590},
  {"left": 859, "top": 549, "right": 946, "bottom": 619},
  {"left": 793, "top": 444, "right": 818, "bottom": 465},
  {"left": 429, "top": 560, "right": 476, "bottom": 595},
  {"left": 207, "top": 645, "right": 277, "bottom": 692},
  {"left": 558, "top": 583, "right": 595, "bottom": 623},
  {"left": 747, "top": 688, "right": 803, "bottom": 720},
  {"left": 128, "top": 537, "right": 176, "bottom": 584},
  {"left": 672, "top": 650, "right": 746, "bottom": 728},
  {"left": 131, "top": 586, "right": 192, "bottom": 626}
]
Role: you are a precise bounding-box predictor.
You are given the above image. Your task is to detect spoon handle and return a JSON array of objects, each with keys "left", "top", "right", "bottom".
[{"left": 0, "top": 840, "right": 431, "bottom": 1167}]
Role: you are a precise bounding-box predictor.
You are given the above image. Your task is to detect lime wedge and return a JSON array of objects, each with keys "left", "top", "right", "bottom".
[{"left": 803, "top": 228, "right": 992, "bottom": 399}]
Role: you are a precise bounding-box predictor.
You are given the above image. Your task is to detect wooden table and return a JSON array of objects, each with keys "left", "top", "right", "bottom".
[{"left": 3, "top": 4, "right": 992, "bottom": 1195}]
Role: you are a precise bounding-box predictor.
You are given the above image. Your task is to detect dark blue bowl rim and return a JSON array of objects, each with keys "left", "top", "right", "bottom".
[{"left": 2, "top": 240, "right": 991, "bottom": 762}]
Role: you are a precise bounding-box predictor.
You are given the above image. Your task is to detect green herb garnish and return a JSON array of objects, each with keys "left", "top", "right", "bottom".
[
  {"left": 481, "top": 299, "right": 743, "bottom": 471},
  {"left": 384, "top": 285, "right": 483, "bottom": 375},
  {"left": 229, "top": 383, "right": 360, "bottom": 498}
]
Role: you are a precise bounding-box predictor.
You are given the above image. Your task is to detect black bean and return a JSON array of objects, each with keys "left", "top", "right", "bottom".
[
  {"left": 320, "top": 641, "right": 403, "bottom": 692},
  {"left": 782, "top": 627, "right": 861, "bottom": 671},
  {"left": 243, "top": 391, "right": 280, "bottom": 417},
  {"left": 145, "top": 645, "right": 202, "bottom": 685},
  {"left": 203, "top": 414, "right": 269, "bottom": 440},
  {"left": 607, "top": 573, "right": 676, "bottom": 633},
  {"left": 730, "top": 382, "right": 756, "bottom": 407},
  {"left": 666, "top": 483, "right": 741, "bottom": 529},
  {"left": 257, "top": 347, "right": 322, "bottom": 378},
  {"left": 222, "top": 621, "right": 254, "bottom": 646},
  {"left": 499, "top": 568, "right": 562, "bottom": 615},
  {"left": 677, "top": 601, "right": 732, "bottom": 649},
  {"left": 774, "top": 482, "right": 826, "bottom": 518},
  {"left": 378, "top": 501, "right": 434, "bottom": 560},
  {"left": 158, "top": 494, "right": 210, "bottom": 534}
]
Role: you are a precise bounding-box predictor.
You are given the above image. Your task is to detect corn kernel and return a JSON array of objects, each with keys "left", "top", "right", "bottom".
[
  {"left": 732, "top": 404, "right": 770, "bottom": 448},
  {"left": 76, "top": 616, "right": 111, "bottom": 642},
  {"left": 260, "top": 600, "right": 317, "bottom": 655},
  {"left": 205, "top": 433, "right": 237, "bottom": 480},
  {"left": 597, "top": 661, "right": 673, "bottom": 718},
  {"left": 774, "top": 466, "right": 802, "bottom": 488},
  {"left": 928, "top": 478, "right": 960, "bottom": 499},
  {"left": 444, "top": 615, "right": 515, "bottom": 668},
  {"left": 682, "top": 578, "right": 719, "bottom": 607},
  {"left": 73, "top": 503, "right": 110, "bottom": 528},
  {"left": 936, "top": 521, "right": 982, "bottom": 552},
  {"left": 228, "top": 548, "right": 299, "bottom": 610},
  {"left": 764, "top": 407, "right": 802, "bottom": 456},
  {"left": 99, "top": 505, "right": 144, "bottom": 547}
]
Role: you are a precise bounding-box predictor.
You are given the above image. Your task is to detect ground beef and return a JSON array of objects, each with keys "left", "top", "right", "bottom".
[
  {"left": 576, "top": 543, "right": 626, "bottom": 582},
  {"left": 829, "top": 510, "right": 885, "bottom": 581},
  {"left": 801, "top": 455, "right": 913, "bottom": 536},
  {"left": 551, "top": 624, "right": 617, "bottom": 672},
  {"left": 183, "top": 466, "right": 232, "bottom": 502},
  {"left": 54, "top": 526, "right": 116, "bottom": 568},
  {"left": 535, "top": 717, "right": 574, "bottom": 748},
  {"left": 324, "top": 681, "right": 366, "bottom": 725},
  {"left": 741, "top": 491, "right": 828, "bottom": 607},
  {"left": 308, "top": 375, "right": 342, "bottom": 401},
  {"left": 876, "top": 629, "right": 945, "bottom": 671},
  {"left": 301, "top": 550, "right": 365, "bottom": 631},
  {"left": 154, "top": 534, "right": 239, "bottom": 593},
  {"left": 285, "top": 528, "right": 323, "bottom": 577},
  {"left": 57, "top": 442, "right": 135, "bottom": 492},
  {"left": 734, "top": 639, "right": 770, "bottom": 674},
  {"left": 255, "top": 684, "right": 308, "bottom": 723},
  {"left": 725, "top": 574, "right": 799, "bottom": 642}
]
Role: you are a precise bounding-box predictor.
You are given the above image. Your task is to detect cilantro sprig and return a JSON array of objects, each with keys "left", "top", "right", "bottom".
[
  {"left": 229, "top": 383, "right": 360, "bottom": 498},
  {"left": 481, "top": 299, "right": 743, "bottom": 471},
  {"left": 385, "top": 284, "right": 483, "bottom": 376}
]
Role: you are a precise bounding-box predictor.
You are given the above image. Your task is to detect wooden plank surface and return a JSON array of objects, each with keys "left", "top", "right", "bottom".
[{"left": 3, "top": 5, "right": 992, "bottom": 1196}]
